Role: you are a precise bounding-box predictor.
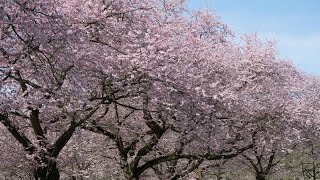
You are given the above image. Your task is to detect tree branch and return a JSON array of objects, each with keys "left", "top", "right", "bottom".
[
  {"left": 29, "top": 109, "right": 45, "bottom": 140},
  {"left": 51, "top": 106, "right": 99, "bottom": 157},
  {"left": 0, "top": 113, "right": 35, "bottom": 153}
]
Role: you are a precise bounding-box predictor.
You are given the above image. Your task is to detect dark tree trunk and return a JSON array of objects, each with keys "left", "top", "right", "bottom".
[
  {"left": 256, "top": 173, "right": 266, "bottom": 180},
  {"left": 34, "top": 161, "right": 60, "bottom": 180},
  {"left": 130, "top": 170, "right": 139, "bottom": 180}
]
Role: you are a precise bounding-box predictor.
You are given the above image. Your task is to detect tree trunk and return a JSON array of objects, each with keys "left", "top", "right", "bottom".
[
  {"left": 256, "top": 173, "right": 266, "bottom": 180},
  {"left": 313, "top": 165, "right": 317, "bottom": 180},
  {"left": 121, "top": 164, "right": 133, "bottom": 180},
  {"left": 34, "top": 161, "right": 60, "bottom": 180}
]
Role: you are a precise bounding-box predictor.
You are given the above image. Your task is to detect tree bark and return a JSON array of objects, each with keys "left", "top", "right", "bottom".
[
  {"left": 255, "top": 173, "right": 266, "bottom": 180},
  {"left": 122, "top": 166, "right": 132, "bottom": 180},
  {"left": 34, "top": 160, "right": 60, "bottom": 180}
]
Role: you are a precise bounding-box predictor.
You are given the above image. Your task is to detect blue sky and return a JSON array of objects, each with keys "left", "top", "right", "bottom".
[{"left": 188, "top": 0, "right": 320, "bottom": 75}]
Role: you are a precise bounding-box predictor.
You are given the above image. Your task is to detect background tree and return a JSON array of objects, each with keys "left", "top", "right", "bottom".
[{"left": 221, "top": 35, "right": 304, "bottom": 180}]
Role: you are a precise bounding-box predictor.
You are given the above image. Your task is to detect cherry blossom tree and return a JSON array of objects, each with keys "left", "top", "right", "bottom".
[
  {"left": 0, "top": 0, "right": 155, "bottom": 178},
  {"left": 0, "top": 0, "right": 313, "bottom": 180},
  {"left": 233, "top": 37, "right": 305, "bottom": 180},
  {"left": 0, "top": 0, "right": 246, "bottom": 178},
  {"left": 76, "top": 5, "right": 252, "bottom": 178},
  {"left": 295, "top": 79, "right": 320, "bottom": 180}
]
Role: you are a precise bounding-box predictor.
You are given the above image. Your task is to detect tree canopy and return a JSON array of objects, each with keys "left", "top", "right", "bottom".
[{"left": 0, "top": 0, "right": 319, "bottom": 180}]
